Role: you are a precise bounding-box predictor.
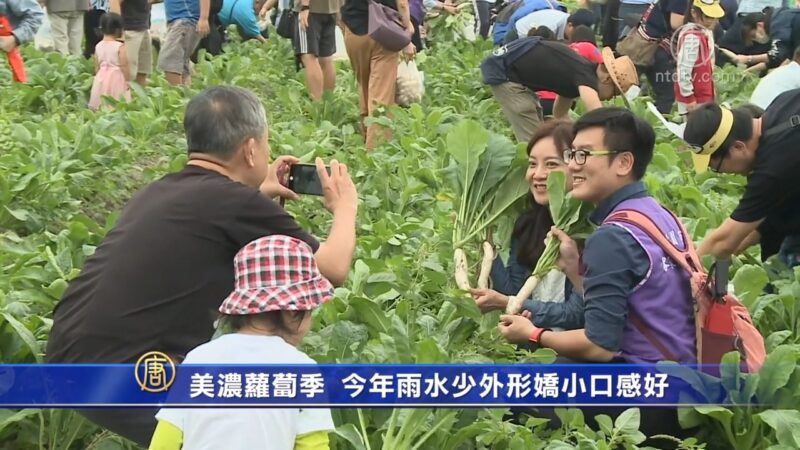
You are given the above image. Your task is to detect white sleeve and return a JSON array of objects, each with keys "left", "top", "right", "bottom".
[
  {"left": 296, "top": 408, "right": 335, "bottom": 436},
  {"left": 676, "top": 32, "right": 700, "bottom": 98}
]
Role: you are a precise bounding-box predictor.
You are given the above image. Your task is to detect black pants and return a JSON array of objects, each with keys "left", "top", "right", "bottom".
[
  {"left": 83, "top": 9, "right": 105, "bottom": 59},
  {"left": 643, "top": 46, "right": 676, "bottom": 114},
  {"left": 411, "top": 16, "right": 424, "bottom": 52},
  {"left": 77, "top": 407, "right": 158, "bottom": 448},
  {"left": 475, "top": 0, "right": 491, "bottom": 39},
  {"left": 191, "top": 17, "right": 226, "bottom": 63}
]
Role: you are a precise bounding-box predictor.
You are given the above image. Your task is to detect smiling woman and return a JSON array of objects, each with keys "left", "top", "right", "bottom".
[{"left": 470, "top": 119, "right": 587, "bottom": 333}]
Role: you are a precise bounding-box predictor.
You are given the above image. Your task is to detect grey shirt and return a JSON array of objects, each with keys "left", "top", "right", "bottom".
[{"left": 0, "top": 0, "right": 44, "bottom": 44}]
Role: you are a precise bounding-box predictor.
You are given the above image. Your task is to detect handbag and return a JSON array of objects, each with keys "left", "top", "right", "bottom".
[
  {"left": 367, "top": 0, "right": 412, "bottom": 51},
  {"left": 276, "top": 7, "right": 297, "bottom": 39},
  {"left": 616, "top": 0, "right": 661, "bottom": 67}
]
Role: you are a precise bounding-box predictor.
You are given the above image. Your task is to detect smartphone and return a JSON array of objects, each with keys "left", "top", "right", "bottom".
[{"left": 287, "top": 164, "right": 329, "bottom": 196}]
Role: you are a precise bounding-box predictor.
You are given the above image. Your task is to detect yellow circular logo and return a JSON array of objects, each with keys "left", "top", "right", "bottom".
[{"left": 134, "top": 351, "right": 176, "bottom": 393}]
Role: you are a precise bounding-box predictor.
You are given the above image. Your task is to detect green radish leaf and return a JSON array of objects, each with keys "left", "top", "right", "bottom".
[
  {"left": 756, "top": 346, "right": 799, "bottom": 404},
  {"left": 347, "top": 297, "right": 392, "bottom": 336},
  {"left": 547, "top": 171, "right": 567, "bottom": 221},
  {"left": 1, "top": 313, "right": 42, "bottom": 362},
  {"left": 613, "top": 408, "right": 641, "bottom": 436},
  {"left": 758, "top": 409, "right": 800, "bottom": 448},
  {"left": 469, "top": 133, "right": 521, "bottom": 207},
  {"left": 334, "top": 423, "right": 367, "bottom": 450},
  {"left": 732, "top": 265, "right": 769, "bottom": 306},
  {"left": 445, "top": 119, "right": 490, "bottom": 196}
]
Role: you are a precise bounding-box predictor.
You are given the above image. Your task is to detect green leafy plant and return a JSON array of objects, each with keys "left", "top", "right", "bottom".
[{"left": 444, "top": 119, "right": 529, "bottom": 291}]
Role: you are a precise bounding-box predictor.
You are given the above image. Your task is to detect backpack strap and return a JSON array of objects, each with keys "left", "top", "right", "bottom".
[
  {"left": 628, "top": 312, "right": 679, "bottom": 362},
  {"left": 603, "top": 208, "right": 701, "bottom": 363},
  {"left": 604, "top": 209, "right": 704, "bottom": 276},
  {"left": 762, "top": 114, "right": 800, "bottom": 140}
]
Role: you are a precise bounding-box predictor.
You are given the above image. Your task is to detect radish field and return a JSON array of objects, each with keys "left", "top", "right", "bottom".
[{"left": 1, "top": 31, "right": 800, "bottom": 450}]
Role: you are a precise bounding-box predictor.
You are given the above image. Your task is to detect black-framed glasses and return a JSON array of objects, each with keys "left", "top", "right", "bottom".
[
  {"left": 563, "top": 147, "right": 621, "bottom": 165},
  {"left": 709, "top": 155, "right": 725, "bottom": 173}
]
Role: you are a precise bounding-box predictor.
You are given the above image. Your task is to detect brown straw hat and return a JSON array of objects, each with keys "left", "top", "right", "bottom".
[{"left": 601, "top": 47, "right": 639, "bottom": 102}]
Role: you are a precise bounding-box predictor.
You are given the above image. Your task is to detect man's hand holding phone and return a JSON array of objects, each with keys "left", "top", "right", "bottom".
[
  {"left": 260, "top": 155, "right": 301, "bottom": 201},
  {"left": 317, "top": 158, "right": 358, "bottom": 215}
]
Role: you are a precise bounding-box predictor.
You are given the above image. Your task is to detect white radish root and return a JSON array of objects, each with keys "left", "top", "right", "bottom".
[
  {"left": 454, "top": 248, "right": 471, "bottom": 291},
  {"left": 477, "top": 241, "right": 494, "bottom": 289},
  {"left": 506, "top": 276, "right": 540, "bottom": 314}
]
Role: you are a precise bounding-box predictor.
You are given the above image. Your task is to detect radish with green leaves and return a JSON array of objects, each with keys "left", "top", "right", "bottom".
[
  {"left": 444, "top": 120, "right": 530, "bottom": 291},
  {"left": 505, "top": 171, "right": 593, "bottom": 314}
]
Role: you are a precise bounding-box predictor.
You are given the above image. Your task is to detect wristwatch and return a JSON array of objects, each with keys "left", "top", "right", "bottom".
[
  {"left": 529, "top": 326, "right": 550, "bottom": 344},
  {"left": 300, "top": 5, "right": 310, "bottom": 10}
]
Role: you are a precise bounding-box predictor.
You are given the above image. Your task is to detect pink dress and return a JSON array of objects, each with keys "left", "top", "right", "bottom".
[{"left": 89, "top": 40, "right": 131, "bottom": 111}]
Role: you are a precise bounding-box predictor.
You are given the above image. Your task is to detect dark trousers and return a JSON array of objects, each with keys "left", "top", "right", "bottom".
[
  {"left": 643, "top": 46, "right": 676, "bottom": 114},
  {"left": 617, "top": 3, "right": 649, "bottom": 39},
  {"left": 411, "top": 16, "right": 423, "bottom": 52},
  {"left": 83, "top": 9, "right": 105, "bottom": 59},
  {"left": 602, "top": 0, "right": 620, "bottom": 49},
  {"left": 191, "top": 17, "right": 226, "bottom": 63},
  {"left": 475, "top": 0, "right": 491, "bottom": 39}
]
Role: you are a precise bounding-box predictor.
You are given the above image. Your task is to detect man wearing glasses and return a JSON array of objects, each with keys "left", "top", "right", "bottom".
[
  {"left": 498, "top": 107, "right": 694, "bottom": 440},
  {"left": 683, "top": 88, "right": 800, "bottom": 265}
]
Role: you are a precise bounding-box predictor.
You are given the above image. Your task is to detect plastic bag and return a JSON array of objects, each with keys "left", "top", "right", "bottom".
[{"left": 395, "top": 61, "right": 425, "bottom": 107}]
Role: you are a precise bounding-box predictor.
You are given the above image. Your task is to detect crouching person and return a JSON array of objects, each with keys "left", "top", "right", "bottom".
[
  {"left": 498, "top": 108, "right": 696, "bottom": 439},
  {"left": 150, "top": 235, "right": 335, "bottom": 450},
  {"left": 480, "top": 36, "right": 638, "bottom": 143}
]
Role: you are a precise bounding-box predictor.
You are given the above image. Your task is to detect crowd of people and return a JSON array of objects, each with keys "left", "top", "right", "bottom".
[{"left": 2, "top": 0, "right": 800, "bottom": 447}]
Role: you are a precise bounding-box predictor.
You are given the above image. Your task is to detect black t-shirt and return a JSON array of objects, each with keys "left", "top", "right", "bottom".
[
  {"left": 642, "top": 0, "right": 688, "bottom": 39},
  {"left": 509, "top": 40, "right": 599, "bottom": 98},
  {"left": 45, "top": 166, "right": 319, "bottom": 364},
  {"left": 730, "top": 89, "right": 800, "bottom": 258},
  {"left": 121, "top": 0, "right": 152, "bottom": 31},
  {"left": 341, "top": 0, "right": 399, "bottom": 35}
]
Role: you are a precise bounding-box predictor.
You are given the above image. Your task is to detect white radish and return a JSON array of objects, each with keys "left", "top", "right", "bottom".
[
  {"left": 454, "top": 248, "right": 471, "bottom": 290},
  {"left": 505, "top": 276, "right": 540, "bottom": 314},
  {"left": 477, "top": 241, "right": 494, "bottom": 289}
]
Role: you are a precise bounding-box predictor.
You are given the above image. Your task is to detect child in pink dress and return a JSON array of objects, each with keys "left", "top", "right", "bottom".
[{"left": 89, "top": 13, "right": 131, "bottom": 111}]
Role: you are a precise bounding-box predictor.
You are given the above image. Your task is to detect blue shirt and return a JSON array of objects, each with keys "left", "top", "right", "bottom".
[
  {"left": 165, "top": 0, "right": 200, "bottom": 23},
  {"left": 582, "top": 181, "right": 650, "bottom": 352},
  {"left": 490, "top": 214, "right": 584, "bottom": 330},
  {"left": 0, "top": 0, "right": 44, "bottom": 44},
  {"left": 219, "top": 0, "right": 259, "bottom": 37}
]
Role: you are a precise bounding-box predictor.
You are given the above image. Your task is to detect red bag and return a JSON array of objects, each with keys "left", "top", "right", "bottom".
[
  {"left": 605, "top": 209, "right": 766, "bottom": 374},
  {"left": 0, "top": 15, "right": 26, "bottom": 83}
]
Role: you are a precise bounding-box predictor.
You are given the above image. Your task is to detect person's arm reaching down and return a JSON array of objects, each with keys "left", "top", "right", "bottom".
[
  {"left": 697, "top": 217, "right": 763, "bottom": 259},
  {"left": 676, "top": 32, "right": 700, "bottom": 106},
  {"left": 198, "top": 0, "right": 211, "bottom": 36},
  {"left": 577, "top": 85, "right": 603, "bottom": 112}
]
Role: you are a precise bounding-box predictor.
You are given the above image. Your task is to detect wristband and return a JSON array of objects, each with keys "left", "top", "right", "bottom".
[
  {"left": 300, "top": 5, "right": 310, "bottom": 10},
  {"left": 528, "top": 326, "right": 549, "bottom": 344}
]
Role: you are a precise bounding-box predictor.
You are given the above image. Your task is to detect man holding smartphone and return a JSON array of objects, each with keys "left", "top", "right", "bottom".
[{"left": 44, "top": 86, "right": 359, "bottom": 446}]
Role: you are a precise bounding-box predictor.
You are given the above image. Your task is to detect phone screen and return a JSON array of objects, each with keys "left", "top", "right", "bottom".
[{"left": 288, "top": 164, "right": 328, "bottom": 196}]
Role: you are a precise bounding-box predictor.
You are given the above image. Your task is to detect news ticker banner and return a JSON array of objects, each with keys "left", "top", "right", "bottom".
[{"left": 0, "top": 356, "right": 739, "bottom": 407}]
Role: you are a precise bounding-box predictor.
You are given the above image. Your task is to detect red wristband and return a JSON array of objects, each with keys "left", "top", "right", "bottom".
[{"left": 529, "top": 327, "right": 548, "bottom": 344}]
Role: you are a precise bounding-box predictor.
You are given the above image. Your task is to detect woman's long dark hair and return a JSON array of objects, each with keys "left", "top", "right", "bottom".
[{"left": 512, "top": 120, "right": 575, "bottom": 268}]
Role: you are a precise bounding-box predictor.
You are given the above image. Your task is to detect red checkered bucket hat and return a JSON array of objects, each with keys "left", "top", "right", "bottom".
[{"left": 219, "top": 235, "right": 334, "bottom": 315}]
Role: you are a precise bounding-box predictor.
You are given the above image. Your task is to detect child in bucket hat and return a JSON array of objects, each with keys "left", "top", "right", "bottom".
[{"left": 149, "top": 235, "right": 335, "bottom": 450}]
